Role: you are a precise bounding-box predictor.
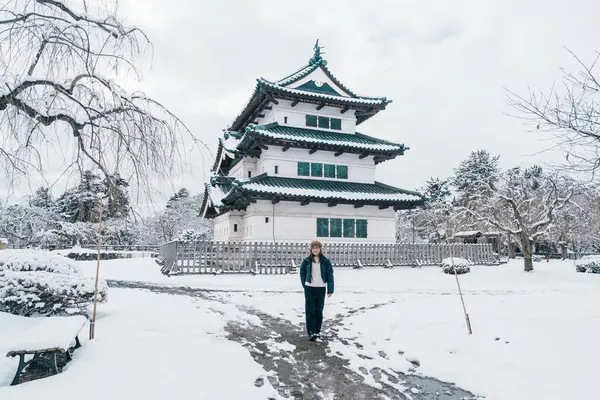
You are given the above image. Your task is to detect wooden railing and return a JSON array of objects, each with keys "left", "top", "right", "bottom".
[{"left": 157, "top": 241, "right": 498, "bottom": 275}]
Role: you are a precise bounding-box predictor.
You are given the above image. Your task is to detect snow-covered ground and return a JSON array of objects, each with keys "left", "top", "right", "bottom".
[{"left": 2, "top": 255, "right": 599, "bottom": 399}]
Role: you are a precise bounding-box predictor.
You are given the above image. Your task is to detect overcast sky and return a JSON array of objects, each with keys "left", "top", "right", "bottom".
[{"left": 4, "top": 0, "right": 600, "bottom": 212}]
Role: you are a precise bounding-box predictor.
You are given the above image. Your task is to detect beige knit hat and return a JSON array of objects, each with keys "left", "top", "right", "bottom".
[{"left": 310, "top": 240, "right": 322, "bottom": 248}]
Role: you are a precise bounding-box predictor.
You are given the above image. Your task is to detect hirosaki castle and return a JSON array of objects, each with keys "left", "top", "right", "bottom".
[{"left": 201, "top": 42, "right": 425, "bottom": 242}]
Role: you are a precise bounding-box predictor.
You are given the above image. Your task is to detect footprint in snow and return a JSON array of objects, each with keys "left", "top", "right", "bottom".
[{"left": 407, "top": 357, "right": 420, "bottom": 368}]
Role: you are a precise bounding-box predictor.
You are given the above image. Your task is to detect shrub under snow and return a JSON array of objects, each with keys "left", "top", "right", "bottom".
[
  {"left": 441, "top": 257, "right": 471, "bottom": 275},
  {"left": 575, "top": 256, "right": 600, "bottom": 274},
  {"left": 0, "top": 249, "right": 107, "bottom": 317}
]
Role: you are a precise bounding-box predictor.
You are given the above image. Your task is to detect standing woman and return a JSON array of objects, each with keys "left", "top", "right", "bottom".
[{"left": 300, "top": 240, "right": 334, "bottom": 341}]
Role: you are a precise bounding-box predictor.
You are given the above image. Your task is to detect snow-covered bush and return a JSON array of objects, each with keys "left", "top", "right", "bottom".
[
  {"left": 575, "top": 256, "right": 600, "bottom": 274},
  {"left": 441, "top": 257, "right": 471, "bottom": 275},
  {"left": 0, "top": 250, "right": 107, "bottom": 317}
]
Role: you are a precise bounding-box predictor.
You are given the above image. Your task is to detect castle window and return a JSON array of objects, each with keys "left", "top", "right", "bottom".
[
  {"left": 356, "top": 219, "right": 368, "bottom": 238},
  {"left": 265, "top": 217, "right": 269, "bottom": 223},
  {"left": 330, "top": 118, "right": 342, "bottom": 130},
  {"left": 284, "top": 116, "right": 288, "bottom": 124},
  {"left": 248, "top": 171, "right": 252, "bottom": 178},
  {"left": 329, "top": 218, "right": 342, "bottom": 237},
  {"left": 297, "top": 162, "right": 310, "bottom": 176},
  {"left": 316, "top": 218, "right": 368, "bottom": 238},
  {"left": 318, "top": 116, "right": 329, "bottom": 129},
  {"left": 306, "top": 115, "right": 317, "bottom": 127},
  {"left": 336, "top": 165, "right": 348, "bottom": 179},
  {"left": 324, "top": 164, "right": 336, "bottom": 178},
  {"left": 310, "top": 163, "right": 323, "bottom": 177},
  {"left": 274, "top": 165, "right": 279, "bottom": 174},
  {"left": 234, "top": 224, "right": 238, "bottom": 232},
  {"left": 343, "top": 219, "right": 355, "bottom": 238},
  {"left": 317, "top": 218, "right": 329, "bottom": 237}
]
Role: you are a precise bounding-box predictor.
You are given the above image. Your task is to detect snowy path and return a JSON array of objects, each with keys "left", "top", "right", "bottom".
[{"left": 108, "top": 280, "right": 479, "bottom": 400}]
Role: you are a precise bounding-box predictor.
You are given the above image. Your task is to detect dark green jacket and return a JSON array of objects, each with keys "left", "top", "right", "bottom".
[{"left": 300, "top": 255, "right": 334, "bottom": 294}]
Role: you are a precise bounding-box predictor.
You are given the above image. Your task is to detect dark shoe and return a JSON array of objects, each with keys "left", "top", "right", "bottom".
[{"left": 309, "top": 333, "right": 317, "bottom": 341}]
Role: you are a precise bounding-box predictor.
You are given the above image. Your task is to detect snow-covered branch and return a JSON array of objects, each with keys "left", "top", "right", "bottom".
[{"left": 0, "top": 0, "right": 201, "bottom": 197}]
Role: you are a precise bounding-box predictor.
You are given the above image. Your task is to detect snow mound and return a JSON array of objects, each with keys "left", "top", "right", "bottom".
[
  {"left": 441, "top": 257, "right": 471, "bottom": 275},
  {"left": 575, "top": 256, "right": 600, "bottom": 274},
  {"left": 0, "top": 249, "right": 107, "bottom": 316},
  {"left": 0, "top": 249, "right": 80, "bottom": 275}
]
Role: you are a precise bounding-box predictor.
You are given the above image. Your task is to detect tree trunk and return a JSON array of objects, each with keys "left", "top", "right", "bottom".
[
  {"left": 508, "top": 241, "right": 516, "bottom": 258},
  {"left": 521, "top": 233, "right": 533, "bottom": 272}
]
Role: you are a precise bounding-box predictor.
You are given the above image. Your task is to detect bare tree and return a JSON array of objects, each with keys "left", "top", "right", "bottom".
[
  {"left": 506, "top": 48, "right": 600, "bottom": 178},
  {"left": 459, "top": 166, "right": 578, "bottom": 272},
  {"left": 0, "top": 0, "right": 200, "bottom": 197}
]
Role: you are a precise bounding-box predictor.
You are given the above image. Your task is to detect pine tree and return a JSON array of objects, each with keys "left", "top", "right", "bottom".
[
  {"left": 451, "top": 150, "right": 500, "bottom": 205},
  {"left": 423, "top": 178, "right": 451, "bottom": 203},
  {"left": 55, "top": 171, "right": 105, "bottom": 223},
  {"left": 104, "top": 173, "right": 130, "bottom": 219},
  {"left": 29, "top": 187, "right": 54, "bottom": 209}
]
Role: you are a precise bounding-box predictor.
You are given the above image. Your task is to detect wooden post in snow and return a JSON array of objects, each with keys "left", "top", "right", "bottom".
[
  {"left": 90, "top": 196, "right": 103, "bottom": 340},
  {"left": 449, "top": 241, "right": 472, "bottom": 335}
]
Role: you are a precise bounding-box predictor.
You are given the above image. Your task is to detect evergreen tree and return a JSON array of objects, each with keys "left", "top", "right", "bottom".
[
  {"left": 451, "top": 150, "right": 500, "bottom": 204},
  {"left": 29, "top": 187, "right": 54, "bottom": 209},
  {"left": 104, "top": 173, "right": 130, "bottom": 219},
  {"left": 166, "top": 188, "right": 190, "bottom": 208},
  {"left": 55, "top": 171, "right": 105, "bottom": 223},
  {"left": 422, "top": 177, "right": 451, "bottom": 203}
]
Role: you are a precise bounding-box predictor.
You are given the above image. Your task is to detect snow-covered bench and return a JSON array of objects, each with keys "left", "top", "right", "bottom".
[{"left": 3, "top": 313, "right": 88, "bottom": 386}]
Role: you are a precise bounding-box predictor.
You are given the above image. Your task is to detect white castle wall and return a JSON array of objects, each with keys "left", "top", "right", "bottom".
[
  {"left": 213, "top": 200, "right": 396, "bottom": 243},
  {"left": 257, "top": 100, "right": 357, "bottom": 133},
  {"left": 255, "top": 146, "right": 375, "bottom": 183}
]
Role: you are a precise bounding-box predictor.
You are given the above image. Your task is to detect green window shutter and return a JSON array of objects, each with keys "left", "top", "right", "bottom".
[
  {"left": 324, "top": 164, "right": 336, "bottom": 178},
  {"left": 343, "top": 219, "right": 355, "bottom": 238},
  {"left": 330, "top": 218, "right": 342, "bottom": 237},
  {"left": 318, "top": 116, "right": 329, "bottom": 129},
  {"left": 297, "top": 162, "right": 310, "bottom": 176},
  {"left": 330, "top": 118, "right": 342, "bottom": 130},
  {"left": 336, "top": 165, "right": 348, "bottom": 179},
  {"left": 317, "top": 218, "right": 329, "bottom": 237},
  {"left": 311, "top": 163, "right": 323, "bottom": 177},
  {"left": 306, "top": 115, "right": 317, "bottom": 127},
  {"left": 356, "top": 219, "right": 367, "bottom": 238}
]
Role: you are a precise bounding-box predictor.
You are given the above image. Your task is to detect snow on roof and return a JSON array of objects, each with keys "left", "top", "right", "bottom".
[
  {"left": 452, "top": 231, "right": 482, "bottom": 237},
  {"left": 207, "top": 183, "right": 229, "bottom": 208},
  {"left": 248, "top": 125, "right": 403, "bottom": 152},
  {"left": 277, "top": 63, "right": 319, "bottom": 86},
  {"left": 258, "top": 79, "right": 388, "bottom": 105},
  {"left": 222, "top": 136, "right": 241, "bottom": 153},
  {"left": 241, "top": 182, "right": 421, "bottom": 202}
]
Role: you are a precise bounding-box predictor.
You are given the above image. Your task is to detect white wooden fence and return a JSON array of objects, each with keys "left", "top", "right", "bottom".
[{"left": 157, "top": 240, "right": 497, "bottom": 275}]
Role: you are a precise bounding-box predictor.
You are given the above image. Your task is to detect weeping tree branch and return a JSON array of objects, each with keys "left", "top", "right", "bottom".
[{"left": 0, "top": 0, "right": 201, "bottom": 202}]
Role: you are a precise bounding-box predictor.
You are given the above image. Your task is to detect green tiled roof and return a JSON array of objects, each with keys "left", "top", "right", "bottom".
[
  {"left": 241, "top": 123, "right": 406, "bottom": 154},
  {"left": 257, "top": 78, "right": 388, "bottom": 105},
  {"left": 228, "top": 52, "right": 390, "bottom": 132},
  {"left": 223, "top": 174, "right": 423, "bottom": 205},
  {"left": 275, "top": 56, "right": 382, "bottom": 101}
]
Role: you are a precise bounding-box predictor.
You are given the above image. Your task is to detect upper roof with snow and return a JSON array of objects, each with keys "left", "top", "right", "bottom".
[{"left": 228, "top": 40, "right": 391, "bottom": 131}]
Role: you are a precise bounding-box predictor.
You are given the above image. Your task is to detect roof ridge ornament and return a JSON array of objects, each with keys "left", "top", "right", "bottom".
[{"left": 309, "top": 39, "right": 327, "bottom": 66}]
